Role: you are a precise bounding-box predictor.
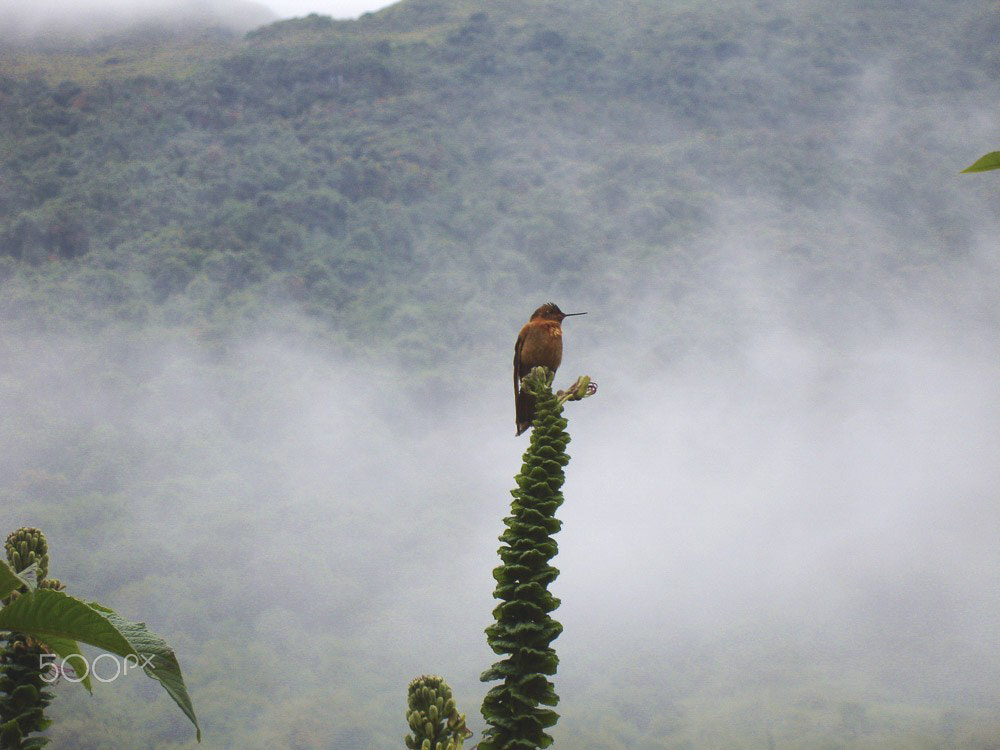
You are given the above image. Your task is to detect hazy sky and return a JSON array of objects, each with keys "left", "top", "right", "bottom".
[
  {"left": 263, "top": 0, "right": 393, "bottom": 18},
  {"left": 0, "top": 0, "right": 400, "bottom": 44},
  {"left": 0, "top": 0, "right": 398, "bottom": 36}
]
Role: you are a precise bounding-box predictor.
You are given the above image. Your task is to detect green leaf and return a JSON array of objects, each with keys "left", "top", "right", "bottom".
[
  {"left": 0, "top": 559, "right": 28, "bottom": 600},
  {"left": 87, "top": 602, "right": 201, "bottom": 742},
  {"left": 0, "top": 590, "right": 200, "bottom": 741},
  {"left": 961, "top": 151, "right": 1000, "bottom": 173},
  {"left": 0, "top": 589, "right": 133, "bottom": 655}
]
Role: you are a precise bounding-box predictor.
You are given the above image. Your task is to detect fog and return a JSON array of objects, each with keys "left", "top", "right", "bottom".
[
  {"left": 10, "top": 231, "right": 1000, "bottom": 745},
  {"left": 0, "top": 0, "right": 393, "bottom": 44},
  {"left": 0, "top": 0, "right": 276, "bottom": 44},
  {"left": 263, "top": 0, "right": 395, "bottom": 19},
  {"left": 3, "top": 4, "right": 1000, "bottom": 747}
]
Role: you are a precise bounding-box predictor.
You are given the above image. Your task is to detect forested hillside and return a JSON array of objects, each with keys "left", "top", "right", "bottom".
[
  {"left": 3, "top": 0, "right": 996, "bottom": 369},
  {"left": 2, "top": 0, "right": 1000, "bottom": 747}
]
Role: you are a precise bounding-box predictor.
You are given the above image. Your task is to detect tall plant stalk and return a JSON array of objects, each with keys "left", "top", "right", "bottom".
[{"left": 479, "top": 367, "right": 593, "bottom": 750}]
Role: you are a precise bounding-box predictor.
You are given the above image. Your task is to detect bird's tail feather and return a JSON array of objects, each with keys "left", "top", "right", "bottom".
[{"left": 515, "top": 390, "right": 535, "bottom": 436}]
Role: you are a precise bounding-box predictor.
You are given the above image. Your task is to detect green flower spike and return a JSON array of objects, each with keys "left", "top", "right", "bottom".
[
  {"left": 4, "top": 529, "right": 48, "bottom": 583},
  {"left": 479, "top": 366, "right": 594, "bottom": 750},
  {"left": 1, "top": 528, "right": 57, "bottom": 749},
  {"left": 404, "top": 675, "right": 470, "bottom": 750}
]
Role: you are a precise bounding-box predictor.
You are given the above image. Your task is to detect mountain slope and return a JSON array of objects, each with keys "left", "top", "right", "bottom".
[{"left": 0, "top": 0, "right": 996, "bottom": 373}]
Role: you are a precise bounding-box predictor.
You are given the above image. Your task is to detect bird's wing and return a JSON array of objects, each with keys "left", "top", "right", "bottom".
[{"left": 513, "top": 328, "right": 525, "bottom": 399}]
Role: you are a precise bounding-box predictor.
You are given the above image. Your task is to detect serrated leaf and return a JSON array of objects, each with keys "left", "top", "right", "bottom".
[
  {"left": 0, "top": 590, "right": 135, "bottom": 656},
  {"left": 0, "top": 590, "right": 200, "bottom": 741},
  {"left": 86, "top": 601, "right": 200, "bottom": 742},
  {"left": 961, "top": 151, "right": 1000, "bottom": 173}
]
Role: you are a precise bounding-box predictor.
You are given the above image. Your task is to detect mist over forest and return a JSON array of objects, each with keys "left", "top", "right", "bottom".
[
  {"left": 1, "top": 0, "right": 1000, "bottom": 747},
  {"left": 0, "top": 0, "right": 276, "bottom": 48}
]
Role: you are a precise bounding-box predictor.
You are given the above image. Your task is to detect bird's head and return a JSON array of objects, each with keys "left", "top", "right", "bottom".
[{"left": 530, "top": 302, "right": 587, "bottom": 322}]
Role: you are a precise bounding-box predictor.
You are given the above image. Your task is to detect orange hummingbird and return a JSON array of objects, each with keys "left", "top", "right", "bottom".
[{"left": 514, "top": 302, "right": 587, "bottom": 436}]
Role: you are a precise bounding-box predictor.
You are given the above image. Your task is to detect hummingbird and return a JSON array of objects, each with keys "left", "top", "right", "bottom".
[{"left": 514, "top": 302, "right": 587, "bottom": 436}]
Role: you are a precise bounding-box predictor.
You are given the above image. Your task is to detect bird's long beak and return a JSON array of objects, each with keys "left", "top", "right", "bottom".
[{"left": 563, "top": 312, "right": 587, "bottom": 316}]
